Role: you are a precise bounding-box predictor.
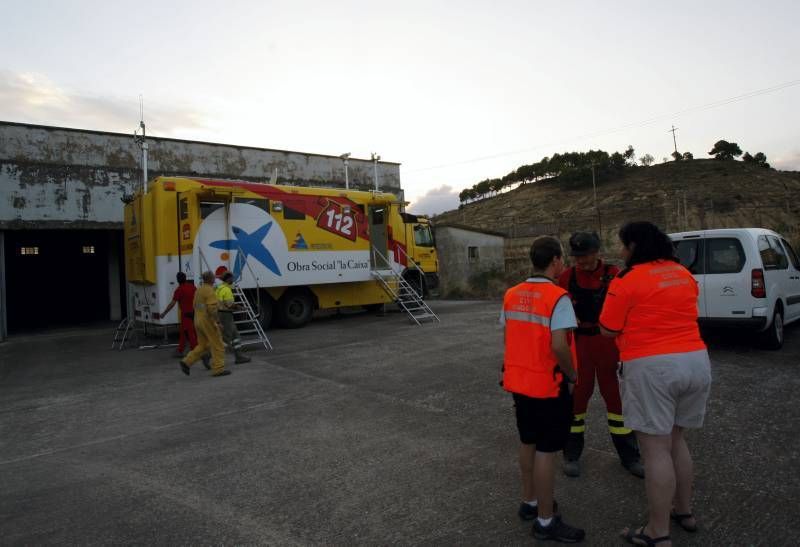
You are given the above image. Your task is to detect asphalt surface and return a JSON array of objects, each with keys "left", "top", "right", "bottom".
[{"left": 1, "top": 301, "right": 798, "bottom": 546}]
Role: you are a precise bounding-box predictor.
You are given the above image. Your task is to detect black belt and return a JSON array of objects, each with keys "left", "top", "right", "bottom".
[{"left": 575, "top": 326, "right": 600, "bottom": 336}]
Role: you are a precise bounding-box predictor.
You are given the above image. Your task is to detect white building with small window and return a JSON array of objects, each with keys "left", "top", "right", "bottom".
[{"left": 433, "top": 224, "right": 506, "bottom": 297}]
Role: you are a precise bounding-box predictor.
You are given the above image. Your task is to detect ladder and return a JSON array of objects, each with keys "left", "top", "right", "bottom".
[
  {"left": 371, "top": 247, "right": 440, "bottom": 325},
  {"left": 231, "top": 284, "right": 273, "bottom": 351},
  {"left": 111, "top": 317, "right": 135, "bottom": 350}
]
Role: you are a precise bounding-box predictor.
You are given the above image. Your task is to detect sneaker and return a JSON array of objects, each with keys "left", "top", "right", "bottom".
[
  {"left": 623, "top": 460, "right": 645, "bottom": 479},
  {"left": 234, "top": 353, "right": 251, "bottom": 364},
  {"left": 212, "top": 370, "right": 232, "bottom": 377},
  {"left": 179, "top": 361, "right": 190, "bottom": 376},
  {"left": 532, "top": 515, "right": 585, "bottom": 543},
  {"left": 518, "top": 500, "right": 559, "bottom": 520},
  {"left": 201, "top": 354, "right": 211, "bottom": 370},
  {"left": 563, "top": 460, "right": 581, "bottom": 478}
]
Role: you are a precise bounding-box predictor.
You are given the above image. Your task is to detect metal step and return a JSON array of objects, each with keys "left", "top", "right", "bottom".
[{"left": 370, "top": 247, "right": 439, "bottom": 326}]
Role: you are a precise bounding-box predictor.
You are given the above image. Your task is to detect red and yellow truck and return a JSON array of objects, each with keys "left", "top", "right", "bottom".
[{"left": 124, "top": 176, "right": 438, "bottom": 328}]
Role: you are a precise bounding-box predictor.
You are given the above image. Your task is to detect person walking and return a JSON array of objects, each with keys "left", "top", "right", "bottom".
[
  {"left": 559, "top": 232, "right": 643, "bottom": 478},
  {"left": 501, "top": 236, "right": 585, "bottom": 543},
  {"left": 599, "top": 221, "right": 711, "bottom": 546},
  {"left": 179, "top": 271, "right": 231, "bottom": 378},
  {"left": 216, "top": 271, "right": 251, "bottom": 364},
  {"left": 160, "top": 272, "right": 198, "bottom": 358}
]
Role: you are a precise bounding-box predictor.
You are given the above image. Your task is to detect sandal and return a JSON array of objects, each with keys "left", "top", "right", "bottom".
[
  {"left": 621, "top": 526, "right": 671, "bottom": 546},
  {"left": 670, "top": 511, "right": 698, "bottom": 533}
]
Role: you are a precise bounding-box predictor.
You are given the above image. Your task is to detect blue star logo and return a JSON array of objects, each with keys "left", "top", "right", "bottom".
[{"left": 209, "top": 222, "right": 282, "bottom": 279}]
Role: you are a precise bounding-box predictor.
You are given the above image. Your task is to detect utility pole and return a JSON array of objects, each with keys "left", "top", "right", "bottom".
[
  {"left": 339, "top": 153, "right": 350, "bottom": 189},
  {"left": 591, "top": 162, "right": 602, "bottom": 234},
  {"left": 669, "top": 125, "right": 679, "bottom": 155},
  {"left": 371, "top": 152, "right": 381, "bottom": 191},
  {"left": 133, "top": 95, "right": 148, "bottom": 193}
]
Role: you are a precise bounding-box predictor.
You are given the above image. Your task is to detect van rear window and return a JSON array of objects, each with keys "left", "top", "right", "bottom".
[
  {"left": 673, "top": 237, "right": 745, "bottom": 275},
  {"left": 706, "top": 238, "right": 745, "bottom": 274}
]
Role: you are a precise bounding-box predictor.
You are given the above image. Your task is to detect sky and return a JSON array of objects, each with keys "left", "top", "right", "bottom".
[{"left": 1, "top": 0, "right": 799, "bottom": 215}]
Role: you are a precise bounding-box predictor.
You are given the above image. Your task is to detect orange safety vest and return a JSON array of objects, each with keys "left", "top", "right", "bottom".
[{"left": 503, "top": 278, "right": 577, "bottom": 398}]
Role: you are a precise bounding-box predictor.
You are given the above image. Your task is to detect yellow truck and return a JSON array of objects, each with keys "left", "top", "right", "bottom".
[{"left": 124, "top": 176, "right": 438, "bottom": 328}]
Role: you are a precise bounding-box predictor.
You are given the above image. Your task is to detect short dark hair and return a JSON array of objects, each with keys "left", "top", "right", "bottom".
[
  {"left": 222, "top": 272, "right": 235, "bottom": 283},
  {"left": 529, "top": 236, "right": 563, "bottom": 271},
  {"left": 618, "top": 221, "right": 676, "bottom": 267},
  {"left": 176, "top": 272, "right": 187, "bottom": 284}
]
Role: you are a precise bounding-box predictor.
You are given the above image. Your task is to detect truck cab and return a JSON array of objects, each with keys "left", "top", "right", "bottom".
[{"left": 394, "top": 212, "right": 439, "bottom": 296}]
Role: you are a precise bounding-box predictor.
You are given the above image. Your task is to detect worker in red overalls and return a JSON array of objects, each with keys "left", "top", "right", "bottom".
[
  {"left": 558, "top": 232, "right": 643, "bottom": 478},
  {"left": 160, "top": 272, "right": 199, "bottom": 358}
]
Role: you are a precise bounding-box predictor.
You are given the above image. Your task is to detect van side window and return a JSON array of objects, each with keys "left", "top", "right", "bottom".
[
  {"left": 705, "top": 238, "right": 745, "bottom": 274},
  {"left": 674, "top": 239, "right": 704, "bottom": 274},
  {"left": 780, "top": 239, "right": 800, "bottom": 270},
  {"left": 759, "top": 235, "right": 788, "bottom": 270}
]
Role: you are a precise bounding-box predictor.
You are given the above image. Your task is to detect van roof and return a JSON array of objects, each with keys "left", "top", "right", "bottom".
[{"left": 668, "top": 228, "right": 782, "bottom": 239}]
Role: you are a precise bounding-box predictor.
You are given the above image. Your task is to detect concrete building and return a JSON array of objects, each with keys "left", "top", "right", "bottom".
[
  {"left": 0, "top": 121, "right": 402, "bottom": 340},
  {"left": 434, "top": 224, "right": 505, "bottom": 297}
]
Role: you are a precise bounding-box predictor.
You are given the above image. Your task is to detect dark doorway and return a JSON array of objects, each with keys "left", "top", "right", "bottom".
[{"left": 4, "top": 230, "right": 120, "bottom": 333}]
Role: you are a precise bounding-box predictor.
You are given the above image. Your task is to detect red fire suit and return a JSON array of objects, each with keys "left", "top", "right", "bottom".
[
  {"left": 558, "top": 261, "right": 639, "bottom": 465},
  {"left": 173, "top": 282, "right": 198, "bottom": 353}
]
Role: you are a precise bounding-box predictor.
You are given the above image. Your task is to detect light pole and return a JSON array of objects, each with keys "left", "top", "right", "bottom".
[
  {"left": 371, "top": 152, "right": 381, "bottom": 191},
  {"left": 339, "top": 153, "right": 351, "bottom": 189}
]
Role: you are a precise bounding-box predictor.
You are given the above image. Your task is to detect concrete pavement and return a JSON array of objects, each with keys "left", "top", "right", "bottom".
[{"left": 1, "top": 301, "right": 798, "bottom": 545}]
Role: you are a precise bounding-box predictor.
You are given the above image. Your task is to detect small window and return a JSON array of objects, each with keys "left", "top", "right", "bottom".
[
  {"left": 781, "top": 239, "right": 800, "bottom": 270},
  {"left": 759, "top": 235, "right": 788, "bottom": 270},
  {"left": 19, "top": 246, "right": 39, "bottom": 256},
  {"left": 674, "top": 239, "right": 704, "bottom": 274},
  {"left": 200, "top": 201, "right": 225, "bottom": 219},
  {"left": 82, "top": 245, "right": 96, "bottom": 254},
  {"left": 371, "top": 207, "right": 385, "bottom": 225},
  {"left": 706, "top": 238, "right": 745, "bottom": 274},
  {"left": 179, "top": 197, "right": 189, "bottom": 220},
  {"left": 283, "top": 202, "right": 306, "bottom": 220},
  {"left": 234, "top": 197, "right": 269, "bottom": 211},
  {"left": 468, "top": 246, "right": 479, "bottom": 263}
]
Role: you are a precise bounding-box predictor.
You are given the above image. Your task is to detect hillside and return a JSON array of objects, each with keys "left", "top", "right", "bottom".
[{"left": 436, "top": 159, "right": 800, "bottom": 248}]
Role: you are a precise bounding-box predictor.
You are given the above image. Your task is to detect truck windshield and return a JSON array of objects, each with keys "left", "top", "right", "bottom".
[{"left": 414, "top": 225, "right": 434, "bottom": 247}]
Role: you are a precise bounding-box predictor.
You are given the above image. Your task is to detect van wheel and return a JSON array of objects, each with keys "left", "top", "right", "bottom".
[
  {"left": 761, "top": 305, "right": 784, "bottom": 350},
  {"left": 278, "top": 289, "right": 314, "bottom": 329}
]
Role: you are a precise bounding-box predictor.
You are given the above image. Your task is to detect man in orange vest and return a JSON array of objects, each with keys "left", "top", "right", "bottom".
[{"left": 501, "top": 236, "right": 585, "bottom": 543}]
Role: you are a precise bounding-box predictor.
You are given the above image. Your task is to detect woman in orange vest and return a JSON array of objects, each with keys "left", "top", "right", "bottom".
[
  {"left": 501, "top": 236, "right": 585, "bottom": 543},
  {"left": 599, "top": 222, "right": 711, "bottom": 546}
]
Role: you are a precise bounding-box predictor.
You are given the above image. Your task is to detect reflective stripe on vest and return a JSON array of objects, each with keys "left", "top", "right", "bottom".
[{"left": 502, "top": 280, "right": 573, "bottom": 398}]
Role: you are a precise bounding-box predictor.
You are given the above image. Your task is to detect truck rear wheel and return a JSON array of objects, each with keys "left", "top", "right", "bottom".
[
  {"left": 760, "top": 305, "right": 784, "bottom": 350},
  {"left": 257, "top": 294, "right": 274, "bottom": 330},
  {"left": 277, "top": 289, "right": 314, "bottom": 329}
]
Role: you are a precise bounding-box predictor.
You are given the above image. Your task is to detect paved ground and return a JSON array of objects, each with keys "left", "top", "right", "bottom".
[{"left": 1, "top": 301, "right": 798, "bottom": 545}]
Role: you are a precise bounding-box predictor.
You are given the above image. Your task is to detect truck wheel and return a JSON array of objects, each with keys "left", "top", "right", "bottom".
[
  {"left": 278, "top": 289, "right": 314, "bottom": 329},
  {"left": 403, "top": 271, "right": 426, "bottom": 298},
  {"left": 257, "top": 295, "right": 274, "bottom": 330},
  {"left": 760, "top": 305, "right": 784, "bottom": 350}
]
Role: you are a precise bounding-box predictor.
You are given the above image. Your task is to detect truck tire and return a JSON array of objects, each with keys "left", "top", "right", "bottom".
[
  {"left": 257, "top": 294, "right": 274, "bottom": 330},
  {"left": 760, "top": 305, "right": 784, "bottom": 350},
  {"left": 278, "top": 289, "right": 314, "bottom": 329},
  {"left": 403, "top": 271, "right": 426, "bottom": 298}
]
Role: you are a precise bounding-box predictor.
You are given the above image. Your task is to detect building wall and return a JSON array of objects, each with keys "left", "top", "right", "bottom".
[
  {"left": 435, "top": 226, "right": 504, "bottom": 297},
  {"left": 0, "top": 121, "right": 402, "bottom": 229}
]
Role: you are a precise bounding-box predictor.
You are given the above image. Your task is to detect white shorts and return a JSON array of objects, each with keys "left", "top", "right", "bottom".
[{"left": 619, "top": 349, "right": 712, "bottom": 435}]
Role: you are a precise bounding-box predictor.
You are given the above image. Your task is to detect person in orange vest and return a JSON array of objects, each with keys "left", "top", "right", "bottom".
[
  {"left": 501, "top": 236, "right": 585, "bottom": 543},
  {"left": 599, "top": 222, "right": 711, "bottom": 546},
  {"left": 559, "top": 232, "right": 643, "bottom": 479}
]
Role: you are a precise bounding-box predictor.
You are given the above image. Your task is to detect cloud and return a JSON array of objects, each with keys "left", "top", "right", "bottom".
[
  {"left": 407, "top": 184, "right": 461, "bottom": 216},
  {"left": 0, "top": 70, "right": 211, "bottom": 136},
  {"left": 771, "top": 149, "right": 800, "bottom": 171}
]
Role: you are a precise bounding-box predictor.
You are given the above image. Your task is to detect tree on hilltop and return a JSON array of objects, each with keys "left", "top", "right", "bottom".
[
  {"left": 672, "top": 151, "right": 683, "bottom": 161},
  {"left": 743, "top": 151, "right": 770, "bottom": 169},
  {"left": 682, "top": 151, "right": 694, "bottom": 160},
  {"left": 640, "top": 154, "right": 655, "bottom": 166},
  {"left": 709, "top": 140, "right": 742, "bottom": 160}
]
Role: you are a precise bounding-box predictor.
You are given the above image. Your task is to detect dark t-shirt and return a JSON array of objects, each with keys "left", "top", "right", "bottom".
[
  {"left": 558, "top": 260, "right": 619, "bottom": 325},
  {"left": 173, "top": 283, "right": 197, "bottom": 315}
]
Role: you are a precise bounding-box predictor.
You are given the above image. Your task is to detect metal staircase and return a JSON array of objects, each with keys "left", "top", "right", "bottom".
[
  {"left": 371, "top": 247, "right": 439, "bottom": 325},
  {"left": 231, "top": 284, "right": 273, "bottom": 351},
  {"left": 111, "top": 317, "right": 134, "bottom": 350}
]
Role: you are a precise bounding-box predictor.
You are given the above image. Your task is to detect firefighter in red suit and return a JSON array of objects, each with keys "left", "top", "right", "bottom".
[
  {"left": 160, "top": 272, "right": 199, "bottom": 358},
  {"left": 559, "top": 232, "right": 644, "bottom": 478}
]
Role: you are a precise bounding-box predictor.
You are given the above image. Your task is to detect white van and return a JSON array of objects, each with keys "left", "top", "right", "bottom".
[{"left": 669, "top": 228, "right": 800, "bottom": 349}]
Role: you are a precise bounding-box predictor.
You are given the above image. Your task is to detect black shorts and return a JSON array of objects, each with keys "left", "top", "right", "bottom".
[{"left": 512, "top": 387, "right": 573, "bottom": 452}]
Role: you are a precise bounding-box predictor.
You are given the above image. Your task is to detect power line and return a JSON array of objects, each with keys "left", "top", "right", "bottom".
[{"left": 406, "top": 78, "right": 800, "bottom": 174}]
